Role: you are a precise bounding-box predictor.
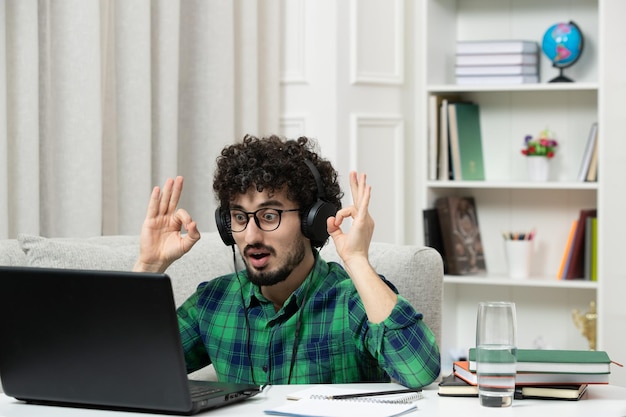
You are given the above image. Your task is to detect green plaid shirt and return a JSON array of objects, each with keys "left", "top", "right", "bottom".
[{"left": 177, "top": 252, "right": 440, "bottom": 388}]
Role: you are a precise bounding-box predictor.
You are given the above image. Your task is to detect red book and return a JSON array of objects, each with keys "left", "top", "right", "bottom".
[{"left": 453, "top": 360, "right": 608, "bottom": 386}]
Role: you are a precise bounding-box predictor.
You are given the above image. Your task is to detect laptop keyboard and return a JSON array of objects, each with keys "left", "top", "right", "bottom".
[{"left": 189, "top": 384, "right": 223, "bottom": 399}]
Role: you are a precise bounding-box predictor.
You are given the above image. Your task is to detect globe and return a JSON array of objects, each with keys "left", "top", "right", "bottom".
[{"left": 541, "top": 21, "right": 584, "bottom": 82}]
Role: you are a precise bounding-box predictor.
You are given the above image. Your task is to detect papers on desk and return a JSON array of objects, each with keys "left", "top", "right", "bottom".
[{"left": 264, "top": 386, "right": 421, "bottom": 417}]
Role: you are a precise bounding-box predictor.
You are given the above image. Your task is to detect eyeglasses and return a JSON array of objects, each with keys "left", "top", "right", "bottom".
[{"left": 229, "top": 208, "right": 300, "bottom": 233}]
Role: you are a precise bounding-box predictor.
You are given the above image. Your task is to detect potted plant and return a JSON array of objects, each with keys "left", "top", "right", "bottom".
[{"left": 521, "top": 129, "right": 558, "bottom": 181}]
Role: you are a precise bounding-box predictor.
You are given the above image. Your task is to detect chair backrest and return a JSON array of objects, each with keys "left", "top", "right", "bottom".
[{"left": 320, "top": 240, "right": 443, "bottom": 350}]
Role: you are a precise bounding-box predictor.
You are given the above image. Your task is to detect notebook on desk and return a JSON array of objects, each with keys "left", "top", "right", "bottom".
[
  {"left": 0, "top": 266, "right": 261, "bottom": 415},
  {"left": 266, "top": 386, "right": 421, "bottom": 417}
]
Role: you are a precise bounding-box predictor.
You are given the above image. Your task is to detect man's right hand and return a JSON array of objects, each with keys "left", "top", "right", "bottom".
[{"left": 133, "top": 176, "right": 201, "bottom": 273}]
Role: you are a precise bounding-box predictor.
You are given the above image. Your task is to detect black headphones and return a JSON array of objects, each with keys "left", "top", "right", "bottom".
[{"left": 215, "top": 159, "right": 337, "bottom": 247}]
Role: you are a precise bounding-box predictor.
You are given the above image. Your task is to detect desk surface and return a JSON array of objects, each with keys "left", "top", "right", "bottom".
[{"left": 1, "top": 383, "right": 626, "bottom": 416}]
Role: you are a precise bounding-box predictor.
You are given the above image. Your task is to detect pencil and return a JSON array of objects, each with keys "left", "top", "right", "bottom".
[{"left": 328, "top": 388, "right": 422, "bottom": 400}]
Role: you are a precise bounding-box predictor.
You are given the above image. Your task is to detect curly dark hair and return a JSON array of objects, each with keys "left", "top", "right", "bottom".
[{"left": 213, "top": 134, "right": 343, "bottom": 246}]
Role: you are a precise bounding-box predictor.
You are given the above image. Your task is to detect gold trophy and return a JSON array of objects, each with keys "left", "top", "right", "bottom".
[{"left": 572, "top": 301, "right": 597, "bottom": 350}]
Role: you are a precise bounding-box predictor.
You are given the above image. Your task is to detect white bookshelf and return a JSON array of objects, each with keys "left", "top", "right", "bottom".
[{"left": 416, "top": 0, "right": 609, "bottom": 375}]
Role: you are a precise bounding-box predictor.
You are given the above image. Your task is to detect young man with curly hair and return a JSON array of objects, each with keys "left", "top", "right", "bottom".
[{"left": 133, "top": 135, "right": 440, "bottom": 389}]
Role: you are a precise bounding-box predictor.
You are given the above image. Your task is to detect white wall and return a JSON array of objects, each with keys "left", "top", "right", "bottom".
[{"left": 280, "top": 0, "right": 418, "bottom": 245}]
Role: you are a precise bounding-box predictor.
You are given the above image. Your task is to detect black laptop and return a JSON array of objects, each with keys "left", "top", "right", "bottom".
[{"left": 0, "top": 266, "right": 261, "bottom": 415}]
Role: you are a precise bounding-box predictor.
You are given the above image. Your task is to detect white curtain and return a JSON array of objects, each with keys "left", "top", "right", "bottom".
[{"left": 0, "top": 0, "right": 280, "bottom": 239}]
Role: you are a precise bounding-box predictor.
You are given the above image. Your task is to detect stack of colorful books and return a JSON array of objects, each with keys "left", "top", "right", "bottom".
[
  {"left": 439, "top": 348, "right": 614, "bottom": 401},
  {"left": 455, "top": 40, "right": 540, "bottom": 85}
]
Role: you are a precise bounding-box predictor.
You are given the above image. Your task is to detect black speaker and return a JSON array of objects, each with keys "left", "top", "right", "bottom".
[{"left": 215, "top": 159, "right": 337, "bottom": 246}]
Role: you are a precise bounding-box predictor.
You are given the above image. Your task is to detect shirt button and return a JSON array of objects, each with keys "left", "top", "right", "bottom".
[{"left": 262, "top": 365, "right": 268, "bottom": 372}]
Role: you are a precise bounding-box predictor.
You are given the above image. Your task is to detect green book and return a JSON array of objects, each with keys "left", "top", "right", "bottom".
[
  {"left": 591, "top": 217, "right": 598, "bottom": 281},
  {"left": 468, "top": 348, "right": 612, "bottom": 374},
  {"left": 448, "top": 102, "right": 485, "bottom": 180}
]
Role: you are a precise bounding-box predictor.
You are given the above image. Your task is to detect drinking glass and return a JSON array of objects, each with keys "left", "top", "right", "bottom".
[{"left": 475, "top": 301, "right": 517, "bottom": 407}]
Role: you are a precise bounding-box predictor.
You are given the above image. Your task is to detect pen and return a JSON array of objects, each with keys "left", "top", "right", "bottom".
[{"left": 327, "top": 388, "right": 422, "bottom": 400}]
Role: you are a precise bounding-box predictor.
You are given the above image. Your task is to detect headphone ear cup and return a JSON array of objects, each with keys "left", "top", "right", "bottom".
[
  {"left": 215, "top": 207, "right": 235, "bottom": 246},
  {"left": 301, "top": 200, "right": 338, "bottom": 245}
]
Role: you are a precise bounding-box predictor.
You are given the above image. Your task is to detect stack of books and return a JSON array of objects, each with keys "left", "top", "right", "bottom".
[
  {"left": 455, "top": 40, "right": 540, "bottom": 85},
  {"left": 439, "top": 348, "right": 614, "bottom": 401}
]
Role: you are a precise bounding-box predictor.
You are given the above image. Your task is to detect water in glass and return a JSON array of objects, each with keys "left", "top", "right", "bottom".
[{"left": 476, "top": 344, "right": 517, "bottom": 407}]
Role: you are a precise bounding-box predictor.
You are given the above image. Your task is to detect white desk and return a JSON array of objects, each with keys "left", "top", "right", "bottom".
[{"left": 1, "top": 383, "right": 625, "bottom": 416}]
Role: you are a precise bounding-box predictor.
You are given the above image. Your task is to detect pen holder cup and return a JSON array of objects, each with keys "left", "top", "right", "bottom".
[{"left": 504, "top": 240, "right": 533, "bottom": 279}]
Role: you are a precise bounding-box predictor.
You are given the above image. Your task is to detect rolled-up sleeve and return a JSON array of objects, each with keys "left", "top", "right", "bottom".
[{"left": 362, "top": 295, "right": 441, "bottom": 388}]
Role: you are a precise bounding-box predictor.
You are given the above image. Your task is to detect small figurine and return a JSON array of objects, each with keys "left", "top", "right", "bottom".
[{"left": 572, "top": 301, "right": 597, "bottom": 350}]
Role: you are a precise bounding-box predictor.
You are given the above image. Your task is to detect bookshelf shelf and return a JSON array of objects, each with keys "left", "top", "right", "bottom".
[
  {"left": 444, "top": 275, "right": 598, "bottom": 290},
  {"left": 426, "top": 181, "right": 598, "bottom": 191},
  {"left": 428, "top": 82, "right": 598, "bottom": 94}
]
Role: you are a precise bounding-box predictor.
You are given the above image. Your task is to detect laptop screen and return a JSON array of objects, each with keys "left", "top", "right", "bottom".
[{"left": 0, "top": 266, "right": 259, "bottom": 414}]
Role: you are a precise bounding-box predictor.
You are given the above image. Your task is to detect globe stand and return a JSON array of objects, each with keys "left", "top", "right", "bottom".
[{"left": 548, "top": 67, "right": 574, "bottom": 83}]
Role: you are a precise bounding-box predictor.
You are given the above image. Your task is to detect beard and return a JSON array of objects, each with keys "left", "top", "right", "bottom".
[{"left": 244, "top": 238, "right": 307, "bottom": 286}]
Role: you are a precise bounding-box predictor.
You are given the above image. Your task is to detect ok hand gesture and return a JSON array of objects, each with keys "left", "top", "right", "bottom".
[
  {"left": 327, "top": 171, "right": 375, "bottom": 266},
  {"left": 133, "top": 176, "right": 201, "bottom": 273}
]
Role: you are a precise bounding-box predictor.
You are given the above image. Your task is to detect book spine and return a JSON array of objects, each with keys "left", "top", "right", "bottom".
[
  {"left": 436, "top": 198, "right": 459, "bottom": 274},
  {"left": 584, "top": 216, "right": 594, "bottom": 280},
  {"left": 586, "top": 136, "right": 599, "bottom": 182},
  {"left": 423, "top": 208, "right": 447, "bottom": 274},
  {"left": 455, "top": 65, "right": 538, "bottom": 76},
  {"left": 558, "top": 220, "right": 578, "bottom": 279},
  {"left": 590, "top": 217, "right": 598, "bottom": 281},
  {"left": 428, "top": 94, "right": 442, "bottom": 181},
  {"left": 438, "top": 99, "right": 450, "bottom": 181},
  {"left": 577, "top": 123, "right": 598, "bottom": 182},
  {"left": 456, "top": 41, "right": 539, "bottom": 55},
  {"left": 447, "top": 103, "right": 463, "bottom": 180},
  {"left": 456, "top": 75, "right": 539, "bottom": 85},
  {"left": 456, "top": 53, "right": 539, "bottom": 66}
]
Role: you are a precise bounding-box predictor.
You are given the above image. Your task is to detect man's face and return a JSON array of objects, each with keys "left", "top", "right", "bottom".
[{"left": 230, "top": 188, "right": 308, "bottom": 286}]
